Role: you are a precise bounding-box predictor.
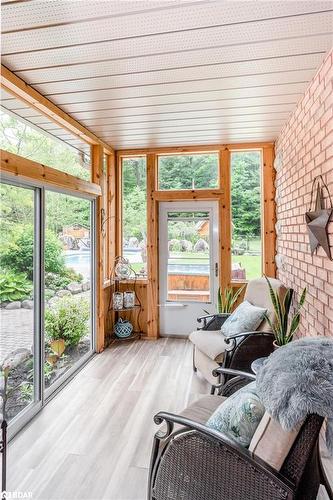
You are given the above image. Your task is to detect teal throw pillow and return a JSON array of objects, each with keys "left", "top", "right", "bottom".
[
  {"left": 221, "top": 300, "right": 267, "bottom": 337},
  {"left": 206, "top": 382, "right": 265, "bottom": 447}
]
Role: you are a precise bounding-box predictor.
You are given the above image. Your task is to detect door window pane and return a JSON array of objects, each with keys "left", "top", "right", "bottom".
[
  {"left": 231, "top": 151, "right": 262, "bottom": 281},
  {"left": 122, "top": 157, "right": 147, "bottom": 277},
  {"left": 0, "top": 110, "right": 90, "bottom": 180},
  {"left": 167, "top": 211, "right": 210, "bottom": 302},
  {"left": 44, "top": 191, "right": 93, "bottom": 390},
  {"left": 0, "top": 183, "right": 36, "bottom": 421},
  {"left": 158, "top": 154, "right": 218, "bottom": 190}
]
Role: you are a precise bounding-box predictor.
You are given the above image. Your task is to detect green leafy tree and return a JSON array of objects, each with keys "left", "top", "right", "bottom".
[
  {"left": 158, "top": 154, "right": 218, "bottom": 190},
  {"left": 0, "top": 111, "right": 90, "bottom": 180},
  {"left": 231, "top": 152, "right": 261, "bottom": 243}
]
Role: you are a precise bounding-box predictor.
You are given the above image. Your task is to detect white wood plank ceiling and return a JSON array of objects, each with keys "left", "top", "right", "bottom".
[{"left": 1, "top": 0, "right": 333, "bottom": 151}]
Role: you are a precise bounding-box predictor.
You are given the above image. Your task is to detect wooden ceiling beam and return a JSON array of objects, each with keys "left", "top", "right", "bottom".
[
  {"left": 1, "top": 64, "right": 114, "bottom": 156},
  {"left": 116, "top": 142, "right": 274, "bottom": 156}
]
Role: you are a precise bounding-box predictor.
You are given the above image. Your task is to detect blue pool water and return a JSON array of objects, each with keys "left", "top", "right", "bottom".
[
  {"left": 64, "top": 251, "right": 91, "bottom": 278},
  {"left": 64, "top": 251, "right": 210, "bottom": 277}
]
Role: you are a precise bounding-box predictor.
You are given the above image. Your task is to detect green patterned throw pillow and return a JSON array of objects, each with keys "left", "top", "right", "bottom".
[{"left": 206, "top": 382, "right": 265, "bottom": 447}]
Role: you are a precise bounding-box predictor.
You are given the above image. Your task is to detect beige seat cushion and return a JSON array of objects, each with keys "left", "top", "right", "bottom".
[
  {"left": 249, "top": 411, "right": 300, "bottom": 470},
  {"left": 180, "top": 395, "right": 226, "bottom": 424},
  {"left": 160, "top": 395, "right": 225, "bottom": 435},
  {"left": 189, "top": 329, "right": 227, "bottom": 362}
]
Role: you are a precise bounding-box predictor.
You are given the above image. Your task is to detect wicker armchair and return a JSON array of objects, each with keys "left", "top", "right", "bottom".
[
  {"left": 148, "top": 369, "right": 332, "bottom": 500},
  {"left": 189, "top": 278, "right": 287, "bottom": 394}
]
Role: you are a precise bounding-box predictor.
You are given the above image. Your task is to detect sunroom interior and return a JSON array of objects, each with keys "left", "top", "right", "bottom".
[{"left": 0, "top": 1, "right": 333, "bottom": 499}]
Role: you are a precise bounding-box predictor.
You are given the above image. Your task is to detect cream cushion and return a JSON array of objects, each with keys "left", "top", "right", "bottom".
[
  {"left": 249, "top": 411, "right": 300, "bottom": 470},
  {"left": 245, "top": 278, "right": 287, "bottom": 331},
  {"left": 189, "top": 329, "right": 227, "bottom": 362}
]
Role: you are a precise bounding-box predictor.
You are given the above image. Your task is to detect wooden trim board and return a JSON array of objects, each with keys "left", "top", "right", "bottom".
[
  {"left": 1, "top": 149, "right": 101, "bottom": 197},
  {"left": 1, "top": 65, "right": 114, "bottom": 155},
  {"left": 146, "top": 153, "right": 159, "bottom": 339},
  {"left": 92, "top": 144, "right": 105, "bottom": 352},
  {"left": 116, "top": 142, "right": 274, "bottom": 156},
  {"left": 263, "top": 146, "right": 276, "bottom": 277}
]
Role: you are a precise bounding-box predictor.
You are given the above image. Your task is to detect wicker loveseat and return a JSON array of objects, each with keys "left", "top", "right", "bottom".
[{"left": 148, "top": 369, "right": 332, "bottom": 500}]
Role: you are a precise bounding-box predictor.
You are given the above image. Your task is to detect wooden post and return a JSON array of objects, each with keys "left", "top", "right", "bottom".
[
  {"left": 219, "top": 147, "right": 231, "bottom": 290},
  {"left": 263, "top": 146, "right": 277, "bottom": 277},
  {"left": 107, "top": 153, "right": 116, "bottom": 278},
  {"left": 146, "top": 153, "right": 159, "bottom": 339},
  {"left": 92, "top": 144, "right": 105, "bottom": 352}
]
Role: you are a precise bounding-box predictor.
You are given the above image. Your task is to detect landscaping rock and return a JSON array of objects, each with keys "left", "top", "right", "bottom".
[
  {"left": 169, "top": 239, "right": 181, "bottom": 251},
  {"left": 0, "top": 301, "right": 9, "bottom": 309},
  {"left": 67, "top": 282, "right": 83, "bottom": 294},
  {"left": 57, "top": 289, "right": 71, "bottom": 298},
  {"left": 5, "top": 301, "right": 22, "bottom": 310},
  {"left": 2, "top": 347, "right": 31, "bottom": 369},
  {"left": 45, "top": 288, "right": 56, "bottom": 298},
  {"left": 194, "top": 239, "right": 209, "bottom": 252},
  {"left": 48, "top": 297, "right": 59, "bottom": 307},
  {"left": 180, "top": 239, "right": 193, "bottom": 252},
  {"left": 82, "top": 280, "right": 91, "bottom": 292},
  {"left": 21, "top": 299, "right": 34, "bottom": 310}
]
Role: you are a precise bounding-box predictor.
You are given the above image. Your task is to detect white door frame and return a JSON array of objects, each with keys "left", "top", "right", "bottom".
[{"left": 159, "top": 200, "right": 219, "bottom": 336}]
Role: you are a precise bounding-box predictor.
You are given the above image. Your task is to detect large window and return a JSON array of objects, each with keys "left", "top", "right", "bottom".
[
  {"left": 0, "top": 181, "right": 94, "bottom": 432},
  {"left": 158, "top": 153, "right": 218, "bottom": 190},
  {"left": 0, "top": 110, "right": 90, "bottom": 180},
  {"left": 231, "top": 151, "right": 262, "bottom": 281},
  {"left": 122, "top": 157, "right": 147, "bottom": 277},
  {"left": 44, "top": 191, "right": 93, "bottom": 392}
]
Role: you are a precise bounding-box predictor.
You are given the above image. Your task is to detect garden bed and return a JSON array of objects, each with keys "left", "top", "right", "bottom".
[{"left": 4, "top": 338, "right": 91, "bottom": 421}]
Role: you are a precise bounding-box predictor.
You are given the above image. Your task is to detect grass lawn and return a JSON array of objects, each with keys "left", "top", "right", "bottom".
[
  {"left": 128, "top": 239, "right": 262, "bottom": 280},
  {"left": 232, "top": 255, "right": 261, "bottom": 280}
]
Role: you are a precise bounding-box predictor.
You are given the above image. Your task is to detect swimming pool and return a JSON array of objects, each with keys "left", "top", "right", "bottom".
[
  {"left": 64, "top": 251, "right": 211, "bottom": 277},
  {"left": 64, "top": 251, "right": 91, "bottom": 278}
]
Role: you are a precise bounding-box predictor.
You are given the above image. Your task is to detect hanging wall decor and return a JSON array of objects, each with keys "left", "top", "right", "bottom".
[{"left": 305, "top": 175, "right": 333, "bottom": 260}]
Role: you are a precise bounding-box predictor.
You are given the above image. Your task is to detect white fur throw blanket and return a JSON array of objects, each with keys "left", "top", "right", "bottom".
[{"left": 256, "top": 336, "right": 333, "bottom": 454}]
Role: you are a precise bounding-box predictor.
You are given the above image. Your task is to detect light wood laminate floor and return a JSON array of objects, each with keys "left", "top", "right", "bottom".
[{"left": 5, "top": 339, "right": 333, "bottom": 500}]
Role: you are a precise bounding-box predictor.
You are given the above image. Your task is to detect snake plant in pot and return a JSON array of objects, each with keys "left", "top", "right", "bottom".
[
  {"left": 265, "top": 276, "right": 307, "bottom": 348},
  {"left": 202, "top": 286, "right": 245, "bottom": 329}
]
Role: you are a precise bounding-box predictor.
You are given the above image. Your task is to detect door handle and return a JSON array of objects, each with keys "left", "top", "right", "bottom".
[{"left": 215, "top": 262, "right": 218, "bottom": 277}]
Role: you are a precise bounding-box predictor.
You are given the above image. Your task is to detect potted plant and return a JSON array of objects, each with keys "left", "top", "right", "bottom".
[
  {"left": 264, "top": 276, "right": 306, "bottom": 348},
  {"left": 201, "top": 285, "right": 245, "bottom": 329},
  {"left": 217, "top": 285, "right": 245, "bottom": 318}
]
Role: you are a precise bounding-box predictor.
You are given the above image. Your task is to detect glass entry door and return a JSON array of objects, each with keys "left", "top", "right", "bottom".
[{"left": 159, "top": 200, "right": 219, "bottom": 336}]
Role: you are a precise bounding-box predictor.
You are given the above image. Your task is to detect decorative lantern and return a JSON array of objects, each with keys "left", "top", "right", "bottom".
[
  {"left": 113, "top": 291, "right": 123, "bottom": 310},
  {"left": 114, "top": 319, "right": 133, "bottom": 338},
  {"left": 123, "top": 291, "right": 135, "bottom": 309},
  {"left": 114, "top": 258, "right": 131, "bottom": 280}
]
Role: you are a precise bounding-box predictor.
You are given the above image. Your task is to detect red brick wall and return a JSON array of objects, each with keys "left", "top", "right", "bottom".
[{"left": 275, "top": 49, "right": 333, "bottom": 337}]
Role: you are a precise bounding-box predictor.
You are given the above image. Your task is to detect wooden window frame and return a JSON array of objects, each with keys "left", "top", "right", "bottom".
[{"left": 116, "top": 143, "right": 276, "bottom": 339}]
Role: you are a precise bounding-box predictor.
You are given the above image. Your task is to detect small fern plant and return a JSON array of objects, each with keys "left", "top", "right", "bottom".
[
  {"left": 217, "top": 285, "right": 245, "bottom": 314},
  {"left": 264, "top": 276, "right": 306, "bottom": 346}
]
